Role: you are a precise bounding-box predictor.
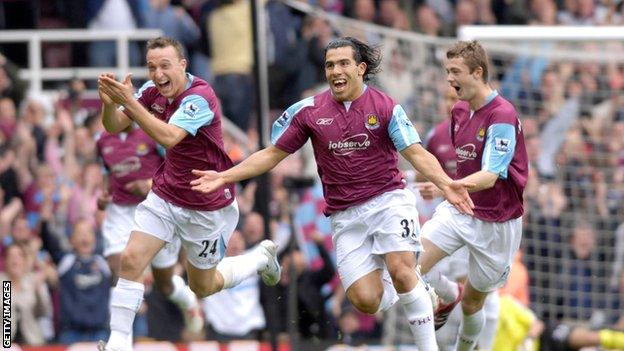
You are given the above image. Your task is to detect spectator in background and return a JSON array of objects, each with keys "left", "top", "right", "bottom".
[
  {"left": 42, "top": 218, "right": 111, "bottom": 344},
  {"left": 85, "top": 0, "right": 143, "bottom": 68},
  {"left": 144, "top": 0, "right": 201, "bottom": 59},
  {"left": 202, "top": 230, "right": 266, "bottom": 341},
  {"left": 0, "top": 53, "right": 27, "bottom": 105},
  {"left": 0, "top": 244, "right": 53, "bottom": 346},
  {"left": 208, "top": 0, "right": 254, "bottom": 131},
  {"left": 414, "top": 4, "right": 443, "bottom": 37},
  {"left": 276, "top": 231, "right": 336, "bottom": 340}
]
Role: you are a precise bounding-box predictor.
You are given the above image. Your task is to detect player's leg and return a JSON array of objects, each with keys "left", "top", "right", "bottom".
[
  {"left": 457, "top": 216, "right": 522, "bottom": 351},
  {"left": 475, "top": 291, "right": 500, "bottom": 351},
  {"left": 178, "top": 200, "right": 279, "bottom": 297},
  {"left": 151, "top": 237, "right": 204, "bottom": 333},
  {"left": 385, "top": 251, "right": 437, "bottom": 350},
  {"left": 105, "top": 231, "right": 166, "bottom": 351},
  {"left": 103, "top": 192, "right": 176, "bottom": 351},
  {"left": 456, "top": 282, "right": 488, "bottom": 351}
]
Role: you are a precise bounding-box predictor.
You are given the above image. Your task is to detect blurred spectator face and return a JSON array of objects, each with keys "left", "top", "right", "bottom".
[
  {"left": 0, "top": 97, "right": 16, "bottom": 124},
  {"left": 353, "top": 0, "right": 375, "bottom": 22},
  {"left": 0, "top": 67, "right": 9, "bottom": 91},
  {"left": 571, "top": 225, "right": 596, "bottom": 260},
  {"left": 70, "top": 219, "right": 96, "bottom": 257},
  {"left": 21, "top": 99, "right": 46, "bottom": 125},
  {"left": 4, "top": 245, "right": 27, "bottom": 279},
  {"left": 577, "top": 0, "right": 594, "bottom": 19},
  {"left": 534, "top": 0, "right": 557, "bottom": 25},
  {"left": 379, "top": 0, "right": 400, "bottom": 26},
  {"left": 36, "top": 164, "right": 56, "bottom": 190},
  {"left": 226, "top": 230, "right": 245, "bottom": 256},
  {"left": 146, "top": 45, "right": 188, "bottom": 99},
  {"left": 11, "top": 217, "right": 32, "bottom": 244},
  {"left": 455, "top": 0, "right": 477, "bottom": 25},
  {"left": 280, "top": 250, "right": 307, "bottom": 285},
  {"left": 415, "top": 5, "right": 441, "bottom": 36},
  {"left": 242, "top": 212, "right": 264, "bottom": 246}
]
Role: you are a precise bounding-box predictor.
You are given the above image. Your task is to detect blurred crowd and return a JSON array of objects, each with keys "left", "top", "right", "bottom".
[{"left": 0, "top": 0, "right": 624, "bottom": 348}]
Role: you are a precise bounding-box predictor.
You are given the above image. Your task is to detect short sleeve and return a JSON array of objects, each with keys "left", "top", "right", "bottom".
[
  {"left": 388, "top": 104, "right": 421, "bottom": 151},
  {"left": 271, "top": 96, "right": 314, "bottom": 153},
  {"left": 169, "top": 94, "right": 214, "bottom": 136}
]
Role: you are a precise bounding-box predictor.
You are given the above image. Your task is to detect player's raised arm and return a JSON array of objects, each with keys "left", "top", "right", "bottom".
[{"left": 191, "top": 145, "right": 289, "bottom": 193}]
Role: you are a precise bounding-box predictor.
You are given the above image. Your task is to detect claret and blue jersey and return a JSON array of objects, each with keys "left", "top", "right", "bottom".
[
  {"left": 271, "top": 85, "right": 421, "bottom": 215},
  {"left": 450, "top": 91, "right": 529, "bottom": 222},
  {"left": 127, "top": 73, "right": 235, "bottom": 211}
]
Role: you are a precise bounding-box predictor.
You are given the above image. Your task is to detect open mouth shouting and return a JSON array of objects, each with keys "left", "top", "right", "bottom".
[{"left": 332, "top": 78, "right": 347, "bottom": 93}]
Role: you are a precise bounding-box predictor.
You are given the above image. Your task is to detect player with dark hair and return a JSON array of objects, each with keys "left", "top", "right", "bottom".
[{"left": 192, "top": 36, "right": 475, "bottom": 350}]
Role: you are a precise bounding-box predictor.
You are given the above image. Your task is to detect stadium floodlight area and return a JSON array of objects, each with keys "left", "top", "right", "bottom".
[{"left": 284, "top": 0, "right": 624, "bottom": 327}]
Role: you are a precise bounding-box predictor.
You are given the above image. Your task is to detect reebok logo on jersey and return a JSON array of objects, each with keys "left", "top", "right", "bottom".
[
  {"left": 151, "top": 103, "right": 165, "bottom": 114},
  {"left": 316, "top": 118, "right": 334, "bottom": 125}
]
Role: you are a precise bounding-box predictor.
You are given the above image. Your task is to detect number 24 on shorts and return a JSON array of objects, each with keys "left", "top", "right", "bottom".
[
  {"left": 199, "top": 239, "right": 218, "bottom": 257},
  {"left": 400, "top": 218, "right": 417, "bottom": 239}
]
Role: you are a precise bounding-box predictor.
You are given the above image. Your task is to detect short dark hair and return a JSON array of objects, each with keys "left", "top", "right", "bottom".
[
  {"left": 446, "top": 40, "right": 489, "bottom": 83},
  {"left": 324, "top": 37, "right": 382, "bottom": 81},
  {"left": 146, "top": 36, "right": 185, "bottom": 59}
]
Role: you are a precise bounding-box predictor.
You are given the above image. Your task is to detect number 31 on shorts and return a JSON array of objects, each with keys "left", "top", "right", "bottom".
[{"left": 400, "top": 218, "right": 418, "bottom": 239}]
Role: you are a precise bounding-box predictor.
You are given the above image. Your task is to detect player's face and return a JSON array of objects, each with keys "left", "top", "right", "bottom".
[
  {"left": 445, "top": 57, "right": 481, "bottom": 102},
  {"left": 325, "top": 46, "right": 366, "bottom": 102},
  {"left": 146, "top": 46, "right": 188, "bottom": 99}
]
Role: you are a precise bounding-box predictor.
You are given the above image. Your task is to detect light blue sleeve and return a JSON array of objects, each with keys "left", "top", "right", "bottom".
[
  {"left": 169, "top": 94, "right": 214, "bottom": 136},
  {"left": 482, "top": 123, "right": 516, "bottom": 178},
  {"left": 271, "top": 96, "right": 314, "bottom": 145},
  {"left": 388, "top": 104, "right": 421, "bottom": 151}
]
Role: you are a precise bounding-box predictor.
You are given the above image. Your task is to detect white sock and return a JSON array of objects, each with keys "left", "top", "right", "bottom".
[
  {"left": 168, "top": 275, "right": 197, "bottom": 311},
  {"left": 376, "top": 272, "right": 399, "bottom": 313},
  {"left": 109, "top": 287, "right": 134, "bottom": 346},
  {"left": 108, "top": 278, "right": 144, "bottom": 351},
  {"left": 216, "top": 250, "right": 268, "bottom": 289},
  {"left": 398, "top": 281, "right": 438, "bottom": 350},
  {"left": 457, "top": 309, "right": 485, "bottom": 351},
  {"left": 425, "top": 270, "right": 458, "bottom": 304},
  {"left": 477, "top": 293, "right": 500, "bottom": 351}
]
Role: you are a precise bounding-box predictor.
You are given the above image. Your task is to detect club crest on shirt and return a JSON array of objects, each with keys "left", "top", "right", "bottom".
[
  {"left": 183, "top": 102, "right": 199, "bottom": 118},
  {"left": 136, "top": 143, "right": 149, "bottom": 156},
  {"left": 151, "top": 103, "right": 165, "bottom": 114},
  {"left": 365, "top": 114, "right": 379, "bottom": 130},
  {"left": 102, "top": 146, "right": 114, "bottom": 155},
  {"left": 476, "top": 127, "right": 485, "bottom": 142}
]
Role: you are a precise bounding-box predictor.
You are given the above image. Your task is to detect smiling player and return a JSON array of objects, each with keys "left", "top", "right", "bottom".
[{"left": 191, "top": 36, "right": 476, "bottom": 350}]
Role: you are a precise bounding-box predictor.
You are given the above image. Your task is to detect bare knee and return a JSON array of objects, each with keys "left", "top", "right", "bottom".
[
  {"left": 347, "top": 287, "right": 383, "bottom": 314},
  {"left": 189, "top": 279, "right": 220, "bottom": 298},
  {"left": 388, "top": 266, "right": 417, "bottom": 293},
  {"left": 120, "top": 249, "right": 150, "bottom": 280},
  {"left": 461, "top": 293, "right": 486, "bottom": 315}
]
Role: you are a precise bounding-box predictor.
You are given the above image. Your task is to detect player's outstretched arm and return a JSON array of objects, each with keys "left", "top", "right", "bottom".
[
  {"left": 191, "top": 145, "right": 289, "bottom": 193},
  {"left": 98, "top": 73, "right": 132, "bottom": 133},
  {"left": 401, "top": 143, "right": 474, "bottom": 215},
  {"left": 458, "top": 170, "right": 499, "bottom": 193}
]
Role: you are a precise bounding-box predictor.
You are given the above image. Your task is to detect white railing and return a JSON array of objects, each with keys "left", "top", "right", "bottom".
[{"left": 0, "top": 29, "right": 162, "bottom": 94}]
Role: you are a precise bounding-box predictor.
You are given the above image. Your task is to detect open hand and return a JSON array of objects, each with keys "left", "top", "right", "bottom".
[
  {"left": 98, "top": 73, "right": 134, "bottom": 106},
  {"left": 442, "top": 180, "right": 475, "bottom": 215},
  {"left": 190, "top": 169, "right": 225, "bottom": 193}
]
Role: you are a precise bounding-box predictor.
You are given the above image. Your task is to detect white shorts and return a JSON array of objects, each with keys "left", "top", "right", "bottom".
[
  {"left": 422, "top": 201, "right": 522, "bottom": 292},
  {"left": 133, "top": 191, "right": 239, "bottom": 270},
  {"left": 102, "top": 202, "right": 181, "bottom": 269},
  {"left": 331, "top": 189, "right": 422, "bottom": 290}
]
